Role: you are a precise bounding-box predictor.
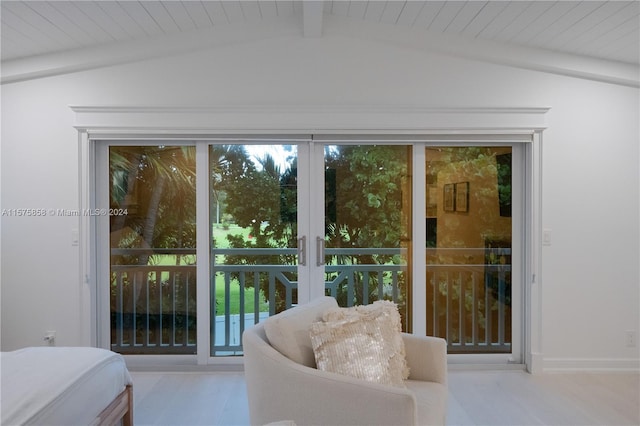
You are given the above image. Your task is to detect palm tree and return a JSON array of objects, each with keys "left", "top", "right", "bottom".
[
  {"left": 109, "top": 145, "right": 196, "bottom": 350},
  {"left": 110, "top": 145, "right": 196, "bottom": 264}
]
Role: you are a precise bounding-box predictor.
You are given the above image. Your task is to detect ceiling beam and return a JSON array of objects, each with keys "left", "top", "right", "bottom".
[{"left": 303, "top": 1, "right": 324, "bottom": 38}]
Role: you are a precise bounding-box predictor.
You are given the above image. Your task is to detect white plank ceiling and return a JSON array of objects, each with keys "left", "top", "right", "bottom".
[{"left": 1, "top": 1, "right": 639, "bottom": 65}]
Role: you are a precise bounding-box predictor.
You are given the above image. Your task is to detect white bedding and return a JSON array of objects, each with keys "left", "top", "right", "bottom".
[{"left": 1, "top": 346, "right": 132, "bottom": 426}]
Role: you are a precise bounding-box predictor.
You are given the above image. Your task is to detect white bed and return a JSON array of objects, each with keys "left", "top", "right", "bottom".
[{"left": 1, "top": 346, "right": 133, "bottom": 426}]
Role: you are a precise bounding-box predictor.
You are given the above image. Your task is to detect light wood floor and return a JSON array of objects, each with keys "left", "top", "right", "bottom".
[{"left": 130, "top": 370, "right": 640, "bottom": 426}]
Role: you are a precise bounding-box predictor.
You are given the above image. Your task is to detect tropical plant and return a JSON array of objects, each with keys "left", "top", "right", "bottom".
[
  {"left": 109, "top": 145, "right": 197, "bottom": 351},
  {"left": 323, "top": 145, "right": 410, "bottom": 324},
  {"left": 209, "top": 145, "right": 298, "bottom": 312}
]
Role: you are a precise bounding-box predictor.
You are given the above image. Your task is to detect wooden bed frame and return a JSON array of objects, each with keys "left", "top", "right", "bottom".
[{"left": 93, "top": 384, "right": 133, "bottom": 426}]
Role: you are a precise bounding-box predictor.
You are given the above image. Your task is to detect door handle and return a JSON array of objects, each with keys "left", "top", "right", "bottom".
[
  {"left": 316, "top": 236, "right": 325, "bottom": 266},
  {"left": 297, "top": 236, "right": 306, "bottom": 266}
]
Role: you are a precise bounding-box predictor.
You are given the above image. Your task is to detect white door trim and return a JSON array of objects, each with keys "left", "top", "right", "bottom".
[{"left": 74, "top": 105, "right": 547, "bottom": 372}]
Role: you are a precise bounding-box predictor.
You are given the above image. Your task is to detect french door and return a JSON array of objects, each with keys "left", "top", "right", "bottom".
[
  {"left": 208, "top": 142, "right": 413, "bottom": 355},
  {"left": 97, "top": 137, "right": 523, "bottom": 363},
  {"left": 208, "top": 142, "right": 305, "bottom": 355}
]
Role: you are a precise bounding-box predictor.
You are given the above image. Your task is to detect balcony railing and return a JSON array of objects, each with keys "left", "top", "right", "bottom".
[
  {"left": 110, "top": 247, "right": 511, "bottom": 355},
  {"left": 110, "top": 263, "right": 197, "bottom": 355},
  {"left": 427, "top": 263, "right": 511, "bottom": 353},
  {"left": 210, "top": 247, "right": 408, "bottom": 354}
]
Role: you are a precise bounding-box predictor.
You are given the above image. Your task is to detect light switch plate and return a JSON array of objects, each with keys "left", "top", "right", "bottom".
[{"left": 71, "top": 228, "right": 79, "bottom": 246}]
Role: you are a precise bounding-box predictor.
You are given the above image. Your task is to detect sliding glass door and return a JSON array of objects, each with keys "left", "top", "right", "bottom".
[
  {"left": 97, "top": 137, "right": 523, "bottom": 362},
  {"left": 322, "top": 145, "right": 413, "bottom": 330},
  {"left": 208, "top": 144, "right": 300, "bottom": 355},
  {"left": 424, "top": 146, "right": 521, "bottom": 358},
  {"left": 108, "top": 145, "right": 197, "bottom": 354}
]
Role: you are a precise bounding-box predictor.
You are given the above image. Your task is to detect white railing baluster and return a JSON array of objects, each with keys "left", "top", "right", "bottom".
[
  {"left": 471, "top": 272, "right": 479, "bottom": 346},
  {"left": 184, "top": 272, "right": 189, "bottom": 346},
  {"left": 110, "top": 247, "right": 511, "bottom": 355},
  {"left": 362, "top": 272, "right": 369, "bottom": 305},
  {"left": 253, "top": 272, "right": 260, "bottom": 324},
  {"left": 459, "top": 271, "right": 466, "bottom": 347},
  {"left": 392, "top": 271, "right": 399, "bottom": 301},
  {"left": 239, "top": 272, "right": 246, "bottom": 344},
  {"left": 268, "top": 272, "right": 276, "bottom": 316},
  {"left": 485, "top": 272, "right": 491, "bottom": 346},
  {"left": 498, "top": 270, "right": 505, "bottom": 346},
  {"left": 170, "top": 271, "right": 176, "bottom": 346},
  {"left": 156, "top": 269, "right": 162, "bottom": 347},
  {"left": 224, "top": 272, "right": 231, "bottom": 348},
  {"left": 431, "top": 272, "right": 438, "bottom": 336},
  {"left": 117, "top": 272, "right": 124, "bottom": 347},
  {"left": 446, "top": 271, "right": 452, "bottom": 345}
]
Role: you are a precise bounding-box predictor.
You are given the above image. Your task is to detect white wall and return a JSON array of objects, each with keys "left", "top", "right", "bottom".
[{"left": 1, "top": 32, "right": 638, "bottom": 370}]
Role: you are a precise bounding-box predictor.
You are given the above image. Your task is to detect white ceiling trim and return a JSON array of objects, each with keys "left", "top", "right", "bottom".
[{"left": 2, "top": 12, "right": 638, "bottom": 87}]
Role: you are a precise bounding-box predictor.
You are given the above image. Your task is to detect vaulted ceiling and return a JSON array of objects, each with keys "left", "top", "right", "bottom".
[{"left": 1, "top": 1, "right": 639, "bottom": 84}]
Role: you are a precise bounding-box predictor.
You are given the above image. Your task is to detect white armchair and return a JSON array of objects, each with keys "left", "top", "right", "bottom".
[{"left": 242, "top": 296, "right": 448, "bottom": 426}]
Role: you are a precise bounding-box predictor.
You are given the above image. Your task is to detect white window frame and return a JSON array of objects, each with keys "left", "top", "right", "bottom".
[
  {"left": 314, "top": 135, "right": 528, "bottom": 366},
  {"left": 74, "top": 105, "right": 547, "bottom": 373}
]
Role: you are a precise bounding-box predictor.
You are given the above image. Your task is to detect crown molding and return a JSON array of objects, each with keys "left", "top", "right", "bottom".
[
  {"left": 70, "top": 105, "right": 550, "bottom": 115},
  {"left": 71, "top": 105, "right": 550, "bottom": 135}
]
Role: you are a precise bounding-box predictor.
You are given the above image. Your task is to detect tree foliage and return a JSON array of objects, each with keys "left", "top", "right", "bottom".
[
  {"left": 110, "top": 145, "right": 196, "bottom": 264},
  {"left": 324, "top": 146, "right": 410, "bottom": 312},
  {"left": 324, "top": 145, "right": 408, "bottom": 250},
  {"left": 109, "top": 145, "right": 198, "bottom": 352},
  {"left": 213, "top": 144, "right": 410, "bottom": 314}
]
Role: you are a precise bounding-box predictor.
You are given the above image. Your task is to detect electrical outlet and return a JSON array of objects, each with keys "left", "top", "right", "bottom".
[
  {"left": 626, "top": 330, "right": 636, "bottom": 348},
  {"left": 44, "top": 331, "right": 56, "bottom": 346}
]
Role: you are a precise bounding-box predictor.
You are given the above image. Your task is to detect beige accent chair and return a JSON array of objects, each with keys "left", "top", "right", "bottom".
[{"left": 242, "top": 296, "right": 448, "bottom": 426}]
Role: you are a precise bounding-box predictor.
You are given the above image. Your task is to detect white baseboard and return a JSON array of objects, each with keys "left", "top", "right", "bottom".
[
  {"left": 543, "top": 357, "right": 640, "bottom": 373},
  {"left": 527, "top": 352, "right": 544, "bottom": 374}
]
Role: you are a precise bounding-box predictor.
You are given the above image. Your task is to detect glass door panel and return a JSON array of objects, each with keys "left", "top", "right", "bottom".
[
  {"left": 109, "top": 145, "right": 197, "bottom": 355},
  {"left": 426, "top": 147, "right": 513, "bottom": 353},
  {"left": 209, "top": 144, "right": 298, "bottom": 355},
  {"left": 101, "top": 139, "right": 524, "bottom": 361},
  {"left": 323, "top": 145, "right": 413, "bottom": 331}
]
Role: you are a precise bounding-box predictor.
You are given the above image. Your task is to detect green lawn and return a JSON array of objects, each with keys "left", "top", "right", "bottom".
[
  {"left": 149, "top": 225, "right": 269, "bottom": 315},
  {"left": 213, "top": 281, "right": 269, "bottom": 316},
  {"left": 212, "top": 224, "right": 253, "bottom": 248},
  {"left": 212, "top": 225, "right": 269, "bottom": 315}
]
